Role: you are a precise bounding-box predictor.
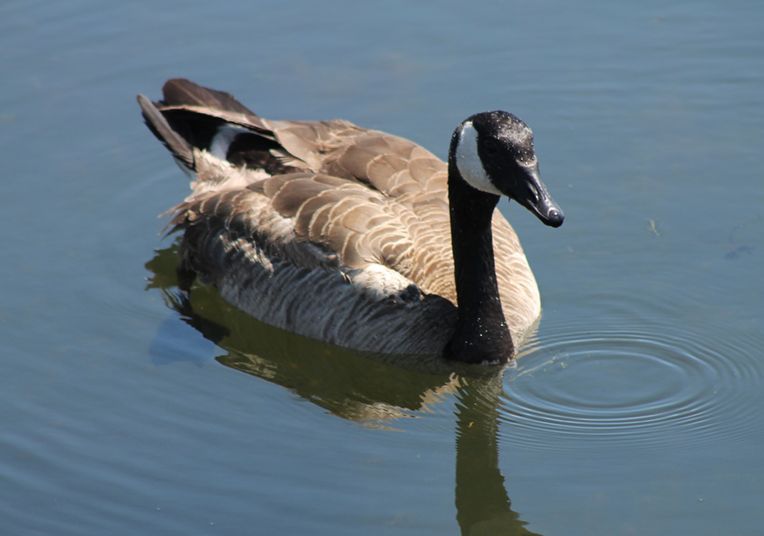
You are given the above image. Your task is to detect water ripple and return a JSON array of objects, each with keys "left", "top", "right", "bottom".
[{"left": 500, "top": 325, "right": 762, "bottom": 451}]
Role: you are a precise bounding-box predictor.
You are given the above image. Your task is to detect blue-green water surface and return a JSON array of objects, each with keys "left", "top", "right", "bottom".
[{"left": 2, "top": 1, "right": 763, "bottom": 534}]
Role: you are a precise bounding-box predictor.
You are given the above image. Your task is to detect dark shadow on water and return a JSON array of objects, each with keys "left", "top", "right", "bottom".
[{"left": 146, "top": 242, "right": 541, "bottom": 535}]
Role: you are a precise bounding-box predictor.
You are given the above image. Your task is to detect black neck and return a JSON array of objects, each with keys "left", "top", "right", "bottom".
[{"left": 445, "top": 139, "right": 514, "bottom": 363}]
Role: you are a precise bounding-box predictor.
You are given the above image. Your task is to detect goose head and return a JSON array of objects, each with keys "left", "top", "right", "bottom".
[{"left": 451, "top": 111, "right": 564, "bottom": 227}]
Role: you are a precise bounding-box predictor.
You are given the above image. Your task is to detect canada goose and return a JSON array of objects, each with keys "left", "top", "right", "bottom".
[{"left": 138, "top": 79, "right": 563, "bottom": 364}]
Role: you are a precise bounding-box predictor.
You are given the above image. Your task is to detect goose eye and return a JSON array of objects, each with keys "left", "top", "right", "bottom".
[{"left": 483, "top": 140, "right": 500, "bottom": 156}]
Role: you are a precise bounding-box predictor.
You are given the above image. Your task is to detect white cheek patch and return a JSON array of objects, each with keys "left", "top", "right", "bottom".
[{"left": 455, "top": 121, "right": 502, "bottom": 195}]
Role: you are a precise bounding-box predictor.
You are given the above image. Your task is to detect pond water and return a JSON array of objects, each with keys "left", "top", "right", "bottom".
[{"left": 2, "top": 1, "right": 763, "bottom": 534}]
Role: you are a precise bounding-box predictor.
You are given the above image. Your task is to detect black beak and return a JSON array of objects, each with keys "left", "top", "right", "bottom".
[{"left": 516, "top": 163, "right": 564, "bottom": 228}]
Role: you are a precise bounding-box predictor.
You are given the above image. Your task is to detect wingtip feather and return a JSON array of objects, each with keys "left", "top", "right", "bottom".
[{"left": 161, "top": 78, "right": 256, "bottom": 116}]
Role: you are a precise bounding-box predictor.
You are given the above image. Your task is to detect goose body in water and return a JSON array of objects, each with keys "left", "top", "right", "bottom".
[{"left": 138, "top": 79, "right": 563, "bottom": 364}]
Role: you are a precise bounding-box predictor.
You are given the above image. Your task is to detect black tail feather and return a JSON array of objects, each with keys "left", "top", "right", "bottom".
[
  {"left": 139, "top": 79, "right": 298, "bottom": 176},
  {"left": 137, "top": 94, "right": 194, "bottom": 170}
]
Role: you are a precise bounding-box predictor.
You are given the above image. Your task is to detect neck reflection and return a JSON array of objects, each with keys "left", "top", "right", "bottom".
[{"left": 455, "top": 375, "right": 541, "bottom": 535}]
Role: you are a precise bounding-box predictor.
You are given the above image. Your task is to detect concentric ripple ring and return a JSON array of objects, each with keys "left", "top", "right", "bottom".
[{"left": 499, "top": 327, "right": 761, "bottom": 451}]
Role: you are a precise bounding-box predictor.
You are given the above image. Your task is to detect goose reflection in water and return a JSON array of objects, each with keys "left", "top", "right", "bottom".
[{"left": 146, "top": 243, "right": 541, "bottom": 535}]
